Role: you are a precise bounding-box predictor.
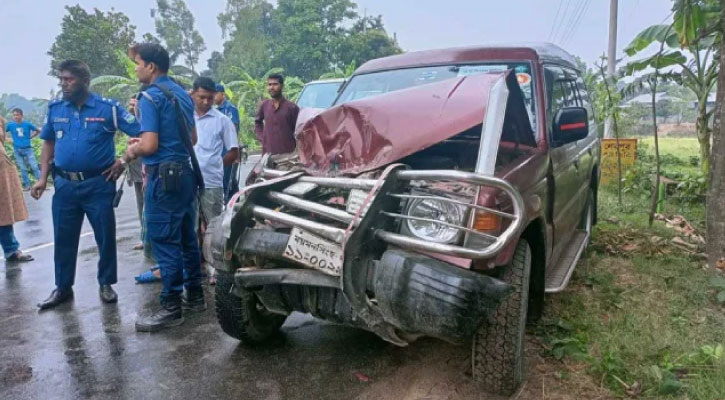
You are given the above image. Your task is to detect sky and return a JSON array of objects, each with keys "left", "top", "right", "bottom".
[{"left": 0, "top": 0, "right": 673, "bottom": 100}]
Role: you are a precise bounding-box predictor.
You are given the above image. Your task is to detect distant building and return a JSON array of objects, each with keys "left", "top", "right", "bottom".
[
  {"left": 621, "top": 92, "right": 685, "bottom": 107},
  {"left": 692, "top": 92, "right": 717, "bottom": 112}
]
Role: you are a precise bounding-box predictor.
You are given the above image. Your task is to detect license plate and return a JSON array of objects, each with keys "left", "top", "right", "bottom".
[
  {"left": 346, "top": 189, "right": 372, "bottom": 216},
  {"left": 283, "top": 227, "right": 343, "bottom": 276}
]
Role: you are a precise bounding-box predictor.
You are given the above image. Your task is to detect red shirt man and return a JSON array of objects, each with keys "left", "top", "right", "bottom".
[{"left": 254, "top": 74, "right": 299, "bottom": 154}]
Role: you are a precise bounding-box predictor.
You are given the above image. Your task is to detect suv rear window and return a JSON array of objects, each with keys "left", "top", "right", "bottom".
[{"left": 334, "top": 63, "right": 537, "bottom": 132}]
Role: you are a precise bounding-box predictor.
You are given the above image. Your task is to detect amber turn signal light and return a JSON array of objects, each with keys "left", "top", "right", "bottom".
[{"left": 473, "top": 212, "right": 502, "bottom": 232}]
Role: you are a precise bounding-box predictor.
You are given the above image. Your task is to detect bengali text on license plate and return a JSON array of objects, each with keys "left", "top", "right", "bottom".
[{"left": 283, "top": 227, "right": 343, "bottom": 276}]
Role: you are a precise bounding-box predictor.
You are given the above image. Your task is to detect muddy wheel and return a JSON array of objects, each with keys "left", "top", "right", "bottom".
[
  {"left": 472, "top": 239, "right": 532, "bottom": 396},
  {"left": 215, "top": 270, "right": 286, "bottom": 344}
]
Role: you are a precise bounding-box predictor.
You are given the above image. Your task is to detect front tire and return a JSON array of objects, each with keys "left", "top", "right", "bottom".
[
  {"left": 215, "top": 270, "right": 286, "bottom": 344},
  {"left": 472, "top": 239, "right": 532, "bottom": 396}
]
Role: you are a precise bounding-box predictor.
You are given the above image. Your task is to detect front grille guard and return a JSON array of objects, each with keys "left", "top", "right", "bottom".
[{"left": 257, "top": 168, "right": 526, "bottom": 260}]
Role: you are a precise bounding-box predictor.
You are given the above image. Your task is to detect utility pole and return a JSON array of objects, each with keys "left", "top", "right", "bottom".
[{"left": 605, "top": 0, "right": 618, "bottom": 138}]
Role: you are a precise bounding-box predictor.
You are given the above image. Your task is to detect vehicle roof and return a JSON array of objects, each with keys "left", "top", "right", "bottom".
[
  {"left": 355, "top": 43, "right": 579, "bottom": 74},
  {"left": 303, "top": 78, "right": 346, "bottom": 86}
]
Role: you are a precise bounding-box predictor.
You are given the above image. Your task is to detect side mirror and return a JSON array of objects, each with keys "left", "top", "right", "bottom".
[{"left": 552, "top": 107, "right": 589, "bottom": 146}]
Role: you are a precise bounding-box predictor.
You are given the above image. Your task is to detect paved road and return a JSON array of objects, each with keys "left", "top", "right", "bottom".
[{"left": 0, "top": 156, "right": 506, "bottom": 400}]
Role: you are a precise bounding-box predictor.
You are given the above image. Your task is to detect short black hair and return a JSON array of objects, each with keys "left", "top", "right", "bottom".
[
  {"left": 193, "top": 77, "right": 217, "bottom": 92},
  {"left": 58, "top": 59, "right": 91, "bottom": 83},
  {"left": 130, "top": 43, "right": 170, "bottom": 73},
  {"left": 268, "top": 73, "right": 284, "bottom": 85},
  {"left": 11, "top": 108, "right": 23, "bottom": 115}
]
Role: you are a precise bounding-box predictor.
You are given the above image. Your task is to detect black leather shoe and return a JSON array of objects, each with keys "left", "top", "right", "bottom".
[
  {"left": 37, "top": 288, "right": 73, "bottom": 310},
  {"left": 135, "top": 298, "right": 184, "bottom": 332},
  {"left": 182, "top": 289, "right": 207, "bottom": 312},
  {"left": 99, "top": 285, "right": 118, "bottom": 303}
]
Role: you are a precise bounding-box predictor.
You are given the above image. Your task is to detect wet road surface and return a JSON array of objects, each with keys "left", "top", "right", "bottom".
[{"left": 0, "top": 157, "right": 508, "bottom": 400}]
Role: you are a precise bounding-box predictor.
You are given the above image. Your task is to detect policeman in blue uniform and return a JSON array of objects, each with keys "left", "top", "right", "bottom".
[
  {"left": 121, "top": 43, "right": 205, "bottom": 332},
  {"left": 215, "top": 83, "right": 240, "bottom": 132},
  {"left": 33, "top": 60, "right": 140, "bottom": 310},
  {"left": 214, "top": 83, "right": 241, "bottom": 201}
]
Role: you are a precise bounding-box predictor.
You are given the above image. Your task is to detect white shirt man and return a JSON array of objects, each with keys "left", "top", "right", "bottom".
[{"left": 191, "top": 78, "right": 240, "bottom": 223}]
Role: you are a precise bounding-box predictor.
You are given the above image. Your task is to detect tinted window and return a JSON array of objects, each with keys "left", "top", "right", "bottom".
[
  {"left": 575, "top": 79, "right": 595, "bottom": 123},
  {"left": 544, "top": 66, "right": 581, "bottom": 127}
]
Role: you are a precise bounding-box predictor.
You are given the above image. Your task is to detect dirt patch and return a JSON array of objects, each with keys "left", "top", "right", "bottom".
[
  {"left": 355, "top": 337, "right": 612, "bottom": 400},
  {"left": 0, "top": 361, "right": 33, "bottom": 388}
]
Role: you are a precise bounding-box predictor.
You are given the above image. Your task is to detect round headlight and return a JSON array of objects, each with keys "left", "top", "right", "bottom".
[{"left": 405, "top": 199, "right": 465, "bottom": 243}]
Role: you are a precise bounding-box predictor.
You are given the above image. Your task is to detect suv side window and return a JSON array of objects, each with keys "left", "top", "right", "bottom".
[
  {"left": 544, "top": 66, "right": 578, "bottom": 129},
  {"left": 574, "top": 77, "right": 597, "bottom": 136},
  {"left": 545, "top": 66, "right": 596, "bottom": 137}
]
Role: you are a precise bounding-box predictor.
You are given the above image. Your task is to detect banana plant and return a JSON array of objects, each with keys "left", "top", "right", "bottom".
[
  {"left": 91, "top": 50, "right": 196, "bottom": 101},
  {"left": 624, "top": 0, "right": 721, "bottom": 173},
  {"left": 90, "top": 50, "right": 140, "bottom": 102},
  {"left": 319, "top": 61, "right": 357, "bottom": 80}
]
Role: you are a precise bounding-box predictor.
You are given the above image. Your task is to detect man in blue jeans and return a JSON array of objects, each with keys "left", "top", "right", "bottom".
[{"left": 5, "top": 108, "right": 41, "bottom": 189}]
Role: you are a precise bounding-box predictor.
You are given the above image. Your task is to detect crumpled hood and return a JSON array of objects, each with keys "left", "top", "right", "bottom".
[{"left": 296, "top": 72, "right": 531, "bottom": 176}]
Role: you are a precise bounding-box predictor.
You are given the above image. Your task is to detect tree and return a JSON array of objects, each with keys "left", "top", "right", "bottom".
[
  {"left": 48, "top": 5, "right": 136, "bottom": 77},
  {"left": 215, "top": 0, "right": 276, "bottom": 80},
  {"left": 706, "top": 0, "right": 725, "bottom": 269},
  {"left": 596, "top": 56, "right": 625, "bottom": 205},
  {"left": 270, "top": 0, "right": 358, "bottom": 81},
  {"left": 91, "top": 51, "right": 195, "bottom": 102},
  {"left": 335, "top": 15, "right": 402, "bottom": 69},
  {"left": 319, "top": 61, "right": 357, "bottom": 79},
  {"left": 152, "top": 0, "right": 206, "bottom": 73},
  {"left": 206, "top": 51, "right": 225, "bottom": 80},
  {"left": 625, "top": 1, "right": 720, "bottom": 173},
  {"left": 213, "top": 0, "right": 400, "bottom": 82},
  {"left": 90, "top": 50, "right": 140, "bottom": 102},
  {"left": 624, "top": 20, "right": 679, "bottom": 226}
]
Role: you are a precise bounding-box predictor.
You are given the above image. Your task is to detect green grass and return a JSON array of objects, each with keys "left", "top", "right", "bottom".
[
  {"left": 539, "top": 187, "right": 725, "bottom": 399},
  {"left": 638, "top": 137, "right": 701, "bottom": 160}
]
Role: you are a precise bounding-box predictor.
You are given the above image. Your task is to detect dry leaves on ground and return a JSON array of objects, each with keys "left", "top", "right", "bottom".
[{"left": 596, "top": 214, "right": 705, "bottom": 259}]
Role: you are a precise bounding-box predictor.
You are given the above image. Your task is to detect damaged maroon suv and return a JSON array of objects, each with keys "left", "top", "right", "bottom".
[{"left": 205, "top": 43, "right": 599, "bottom": 395}]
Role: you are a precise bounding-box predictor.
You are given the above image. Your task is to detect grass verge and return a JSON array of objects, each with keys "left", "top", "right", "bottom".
[{"left": 537, "top": 187, "right": 725, "bottom": 399}]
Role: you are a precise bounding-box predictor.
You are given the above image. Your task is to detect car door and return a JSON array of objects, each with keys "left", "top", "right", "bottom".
[
  {"left": 545, "top": 66, "right": 585, "bottom": 252},
  {"left": 572, "top": 74, "right": 598, "bottom": 190}
]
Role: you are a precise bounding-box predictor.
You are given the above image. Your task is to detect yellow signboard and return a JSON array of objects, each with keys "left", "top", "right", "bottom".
[{"left": 601, "top": 139, "right": 637, "bottom": 185}]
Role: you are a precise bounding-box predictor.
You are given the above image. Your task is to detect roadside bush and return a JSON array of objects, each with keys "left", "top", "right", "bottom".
[
  {"left": 622, "top": 163, "right": 654, "bottom": 199},
  {"left": 671, "top": 171, "right": 707, "bottom": 202}
]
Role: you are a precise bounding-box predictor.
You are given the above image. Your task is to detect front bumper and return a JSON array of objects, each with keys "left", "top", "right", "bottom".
[
  {"left": 214, "top": 228, "right": 511, "bottom": 344},
  {"left": 205, "top": 167, "right": 525, "bottom": 345}
]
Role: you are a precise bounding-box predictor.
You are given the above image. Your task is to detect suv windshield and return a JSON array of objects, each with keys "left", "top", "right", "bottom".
[
  {"left": 334, "top": 63, "right": 537, "bottom": 131},
  {"left": 297, "top": 81, "right": 343, "bottom": 109}
]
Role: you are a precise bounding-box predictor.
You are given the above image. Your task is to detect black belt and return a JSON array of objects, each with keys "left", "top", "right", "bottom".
[{"left": 55, "top": 167, "right": 105, "bottom": 181}]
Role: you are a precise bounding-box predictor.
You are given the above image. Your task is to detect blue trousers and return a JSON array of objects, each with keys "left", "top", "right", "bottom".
[
  {"left": 145, "top": 166, "right": 202, "bottom": 301},
  {"left": 14, "top": 147, "right": 40, "bottom": 187},
  {"left": 52, "top": 175, "right": 117, "bottom": 290},
  {"left": 0, "top": 225, "right": 20, "bottom": 257}
]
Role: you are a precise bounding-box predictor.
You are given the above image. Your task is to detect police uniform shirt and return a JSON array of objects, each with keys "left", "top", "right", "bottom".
[
  {"left": 218, "top": 100, "right": 240, "bottom": 128},
  {"left": 40, "top": 93, "right": 140, "bottom": 172},
  {"left": 137, "top": 75, "right": 195, "bottom": 166}
]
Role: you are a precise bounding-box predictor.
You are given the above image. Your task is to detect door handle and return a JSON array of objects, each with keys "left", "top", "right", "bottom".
[{"left": 573, "top": 159, "right": 580, "bottom": 169}]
